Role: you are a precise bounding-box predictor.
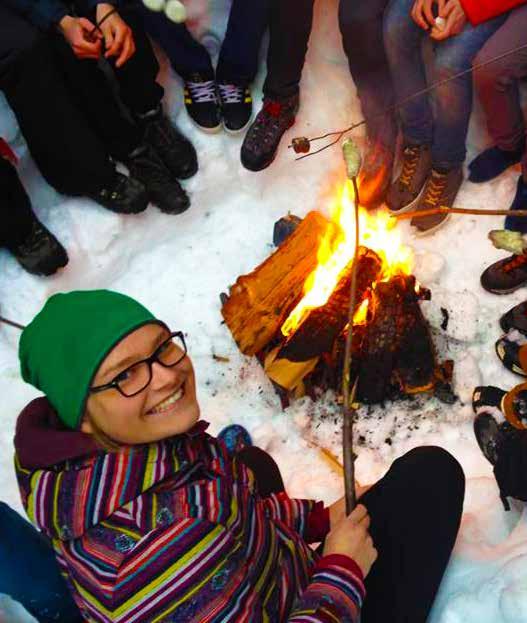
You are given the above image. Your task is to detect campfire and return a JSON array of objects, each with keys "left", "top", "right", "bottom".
[{"left": 221, "top": 182, "right": 453, "bottom": 408}]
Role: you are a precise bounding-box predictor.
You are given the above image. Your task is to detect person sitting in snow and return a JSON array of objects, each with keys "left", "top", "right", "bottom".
[
  {"left": 467, "top": 2, "right": 527, "bottom": 233},
  {"left": 13, "top": 289, "right": 464, "bottom": 622},
  {"left": 383, "top": 0, "right": 508, "bottom": 234},
  {"left": 0, "top": 139, "right": 67, "bottom": 276},
  {"left": 137, "top": 0, "right": 270, "bottom": 135},
  {"left": 0, "top": 0, "right": 196, "bottom": 215},
  {"left": 473, "top": 301, "right": 527, "bottom": 509}
]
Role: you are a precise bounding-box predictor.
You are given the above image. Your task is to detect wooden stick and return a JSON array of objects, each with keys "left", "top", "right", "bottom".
[
  {"left": 391, "top": 206, "right": 527, "bottom": 221},
  {"left": 0, "top": 316, "right": 25, "bottom": 330}
]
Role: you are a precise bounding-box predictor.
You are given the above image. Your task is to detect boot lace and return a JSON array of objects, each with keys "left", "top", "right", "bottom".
[
  {"left": 218, "top": 84, "right": 245, "bottom": 104},
  {"left": 399, "top": 146, "right": 421, "bottom": 187},
  {"left": 423, "top": 171, "right": 448, "bottom": 208},
  {"left": 503, "top": 254, "right": 527, "bottom": 273},
  {"left": 187, "top": 80, "right": 217, "bottom": 104}
]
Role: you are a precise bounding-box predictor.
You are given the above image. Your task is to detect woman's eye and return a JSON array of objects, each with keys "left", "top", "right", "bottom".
[{"left": 114, "top": 369, "right": 132, "bottom": 384}]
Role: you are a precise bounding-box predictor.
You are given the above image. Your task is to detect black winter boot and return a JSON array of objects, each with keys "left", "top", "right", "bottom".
[
  {"left": 7, "top": 219, "right": 68, "bottom": 276},
  {"left": 241, "top": 95, "right": 299, "bottom": 172},
  {"left": 140, "top": 106, "right": 198, "bottom": 180},
  {"left": 127, "top": 144, "right": 190, "bottom": 215},
  {"left": 87, "top": 172, "right": 148, "bottom": 215}
]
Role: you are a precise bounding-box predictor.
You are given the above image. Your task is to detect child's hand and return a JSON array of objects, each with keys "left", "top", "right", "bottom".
[
  {"left": 323, "top": 504, "right": 377, "bottom": 578},
  {"left": 95, "top": 3, "right": 136, "bottom": 68},
  {"left": 58, "top": 16, "right": 102, "bottom": 59},
  {"left": 430, "top": 0, "right": 467, "bottom": 40}
]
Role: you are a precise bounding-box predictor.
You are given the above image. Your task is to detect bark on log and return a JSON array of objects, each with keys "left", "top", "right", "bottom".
[{"left": 221, "top": 211, "right": 331, "bottom": 356}]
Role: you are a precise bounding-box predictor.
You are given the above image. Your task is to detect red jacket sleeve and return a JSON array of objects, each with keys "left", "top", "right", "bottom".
[{"left": 460, "top": 0, "right": 527, "bottom": 25}]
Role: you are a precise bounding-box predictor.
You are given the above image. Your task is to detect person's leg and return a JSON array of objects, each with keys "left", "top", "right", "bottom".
[
  {"left": 339, "top": 0, "right": 396, "bottom": 207},
  {"left": 469, "top": 8, "right": 527, "bottom": 183},
  {"left": 431, "top": 14, "right": 508, "bottom": 171},
  {"left": 383, "top": 0, "right": 432, "bottom": 148},
  {"left": 359, "top": 446, "right": 465, "bottom": 622},
  {"left": 216, "top": 0, "right": 271, "bottom": 86},
  {"left": 263, "top": 0, "right": 315, "bottom": 100},
  {"left": 236, "top": 446, "right": 285, "bottom": 497},
  {"left": 0, "top": 158, "right": 34, "bottom": 248},
  {"left": 0, "top": 5, "right": 115, "bottom": 196},
  {"left": 339, "top": 0, "right": 396, "bottom": 148}
]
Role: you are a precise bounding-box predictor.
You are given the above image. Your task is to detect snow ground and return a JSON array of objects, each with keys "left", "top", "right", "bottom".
[{"left": 1, "top": 1, "right": 527, "bottom": 621}]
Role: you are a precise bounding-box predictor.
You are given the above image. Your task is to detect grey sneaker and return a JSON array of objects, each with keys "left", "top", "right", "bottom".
[
  {"left": 411, "top": 167, "right": 463, "bottom": 235},
  {"left": 386, "top": 144, "right": 432, "bottom": 212}
]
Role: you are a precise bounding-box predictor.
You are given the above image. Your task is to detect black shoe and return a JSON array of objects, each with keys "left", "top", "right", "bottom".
[
  {"left": 184, "top": 74, "right": 221, "bottom": 133},
  {"left": 500, "top": 301, "right": 527, "bottom": 335},
  {"left": 7, "top": 220, "right": 68, "bottom": 276},
  {"left": 474, "top": 412, "right": 502, "bottom": 465},
  {"left": 480, "top": 254, "right": 527, "bottom": 295},
  {"left": 218, "top": 83, "right": 252, "bottom": 134},
  {"left": 140, "top": 106, "right": 198, "bottom": 180},
  {"left": 241, "top": 96, "right": 298, "bottom": 172},
  {"left": 127, "top": 144, "right": 190, "bottom": 215},
  {"left": 472, "top": 385, "right": 507, "bottom": 415},
  {"left": 88, "top": 172, "right": 148, "bottom": 214},
  {"left": 495, "top": 333, "right": 527, "bottom": 377},
  {"left": 468, "top": 144, "right": 524, "bottom": 184}
]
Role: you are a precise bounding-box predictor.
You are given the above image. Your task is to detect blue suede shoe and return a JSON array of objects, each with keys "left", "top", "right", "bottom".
[
  {"left": 505, "top": 177, "right": 527, "bottom": 234},
  {"left": 217, "top": 424, "right": 253, "bottom": 455}
]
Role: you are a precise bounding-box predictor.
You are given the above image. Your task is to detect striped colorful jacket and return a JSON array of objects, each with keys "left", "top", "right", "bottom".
[{"left": 14, "top": 398, "right": 365, "bottom": 622}]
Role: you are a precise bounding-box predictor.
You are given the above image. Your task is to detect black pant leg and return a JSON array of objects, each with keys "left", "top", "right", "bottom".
[
  {"left": 263, "top": 0, "right": 315, "bottom": 99},
  {"left": 338, "top": 0, "right": 397, "bottom": 148},
  {"left": 216, "top": 0, "right": 272, "bottom": 86},
  {"left": 0, "top": 5, "right": 115, "bottom": 195},
  {"left": 359, "top": 447, "right": 465, "bottom": 622},
  {"left": 236, "top": 447, "right": 285, "bottom": 497},
  {"left": 0, "top": 158, "right": 36, "bottom": 248}
]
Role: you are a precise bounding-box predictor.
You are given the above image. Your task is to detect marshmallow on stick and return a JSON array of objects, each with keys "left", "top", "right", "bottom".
[{"left": 142, "top": 0, "right": 187, "bottom": 22}]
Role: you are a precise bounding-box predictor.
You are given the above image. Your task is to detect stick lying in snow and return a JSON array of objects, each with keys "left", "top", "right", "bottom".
[
  {"left": 391, "top": 207, "right": 527, "bottom": 221},
  {"left": 0, "top": 316, "right": 25, "bottom": 330}
]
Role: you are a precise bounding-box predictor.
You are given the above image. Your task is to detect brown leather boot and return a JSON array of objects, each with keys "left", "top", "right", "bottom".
[{"left": 386, "top": 143, "right": 432, "bottom": 213}]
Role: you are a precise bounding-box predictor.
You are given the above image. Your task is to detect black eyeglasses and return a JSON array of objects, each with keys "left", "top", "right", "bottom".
[{"left": 89, "top": 331, "right": 187, "bottom": 398}]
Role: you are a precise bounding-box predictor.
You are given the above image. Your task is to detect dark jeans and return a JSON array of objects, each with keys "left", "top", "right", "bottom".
[
  {"left": 244, "top": 445, "right": 465, "bottom": 622},
  {"left": 384, "top": 0, "right": 506, "bottom": 168},
  {"left": 473, "top": 5, "right": 527, "bottom": 179},
  {"left": 339, "top": 0, "right": 397, "bottom": 149},
  {"left": 0, "top": 157, "right": 35, "bottom": 248},
  {"left": 0, "top": 5, "right": 161, "bottom": 195}
]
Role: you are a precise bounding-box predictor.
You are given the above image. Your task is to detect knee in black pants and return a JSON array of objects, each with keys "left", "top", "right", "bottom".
[
  {"left": 236, "top": 447, "right": 285, "bottom": 498},
  {"left": 0, "top": 10, "right": 41, "bottom": 87}
]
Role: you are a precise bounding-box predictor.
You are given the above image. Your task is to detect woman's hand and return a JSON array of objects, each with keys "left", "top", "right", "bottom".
[
  {"left": 323, "top": 504, "right": 377, "bottom": 578},
  {"left": 430, "top": 0, "right": 467, "bottom": 40},
  {"left": 411, "top": 0, "right": 444, "bottom": 30},
  {"left": 329, "top": 485, "right": 373, "bottom": 528},
  {"left": 58, "top": 16, "right": 102, "bottom": 59},
  {"left": 95, "top": 3, "right": 136, "bottom": 68}
]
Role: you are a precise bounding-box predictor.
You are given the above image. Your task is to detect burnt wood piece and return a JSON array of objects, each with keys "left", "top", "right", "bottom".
[
  {"left": 357, "top": 274, "right": 437, "bottom": 403},
  {"left": 221, "top": 211, "right": 330, "bottom": 356},
  {"left": 278, "top": 247, "right": 382, "bottom": 362}
]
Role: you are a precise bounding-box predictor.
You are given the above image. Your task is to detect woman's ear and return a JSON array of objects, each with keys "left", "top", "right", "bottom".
[{"left": 80, "top": 416, "right": 94, "bottom": 434}]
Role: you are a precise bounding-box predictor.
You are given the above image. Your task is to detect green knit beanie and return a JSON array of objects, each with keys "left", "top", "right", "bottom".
[{"left": 19, "top": 290, "right": 162, "bottom": 429}]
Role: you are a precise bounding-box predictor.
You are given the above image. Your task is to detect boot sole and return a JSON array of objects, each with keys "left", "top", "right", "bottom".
[
  {"left": 387, "top": 185, "right": 426, "bottom": 216},
  {"left": 223, "top": 116, "right": 253, "bottom": 136},
  {"left": 189, "top": 119, "right": 222, "bottom": 135},
  {"left": 483, "top": 282, "right": 527, "bottom": 296},
  {"left": 241, "top": 117, "right": 296, "bottom": 172}
]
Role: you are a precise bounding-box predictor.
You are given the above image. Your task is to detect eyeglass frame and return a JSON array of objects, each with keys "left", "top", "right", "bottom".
[{"left": 89, "top": 330, "right": 187, "bottom": 398}]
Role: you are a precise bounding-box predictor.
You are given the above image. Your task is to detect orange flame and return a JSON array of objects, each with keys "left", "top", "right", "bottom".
[
  {"left": 353, "top": 298, "right": 370, "bottom": 325},
  {"left": 281, "top": 181, "right": 413, "bottom": 337}
]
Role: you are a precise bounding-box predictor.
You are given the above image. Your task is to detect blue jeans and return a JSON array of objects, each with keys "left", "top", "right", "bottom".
[{"left": 383, "top": 0, "right": 506, "bottom": 168}]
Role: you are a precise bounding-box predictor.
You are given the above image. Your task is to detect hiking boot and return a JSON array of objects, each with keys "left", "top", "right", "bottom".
[
  {"left": 127, "top": 144, "right": 190, "bottom": 215},
  {"left": 357, "top": 140, "right": 394, "bottom": 209},
  {"left": 218, "top": 83, "right": 253, "bottom": 134},
  {"left": 504, "top": 177, "right": 527, "bottom": 235},
  {"left": 241, "top": 95, "right": 299, "bottom": 172},
  {"left": 386, "top": 144, "right": 432, "bottom": 213},
  {"left": 468, "top": 143, "right": 524, "bottom": 184},
  {"left": 7, "top": 219, "right": 68, "bottom": 276},
  {"left": 495, "top": 331, "right": 527, "bottom": 377},
  {"left": 500, "top": 301, "right": 527, "bottom": 335},
  {"left": 87, "top": 172, "right": 148, "bottom": 214},
  {"left": 183, "top": 74, "right": 221, "bottom": 133},
  {"left": 410, "top": 167, "right": 463, "bottom": 235},
  {"left": 140, "top": 105, "right": 197, "bottom": 180},
  {"left": 480, "top": 254, "right": 527, "bottom": 294}
]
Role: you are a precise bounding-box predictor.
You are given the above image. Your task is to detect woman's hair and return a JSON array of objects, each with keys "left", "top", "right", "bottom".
[{"left": 84, "top": 412, "right": 121, "bottom": 453}]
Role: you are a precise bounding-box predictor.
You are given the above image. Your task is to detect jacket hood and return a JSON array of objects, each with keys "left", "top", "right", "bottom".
[{"left": 14, "top": 397, "right": 210, "bottom": 541}]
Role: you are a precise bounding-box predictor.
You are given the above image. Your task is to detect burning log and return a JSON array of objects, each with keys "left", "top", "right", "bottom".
[
  {"left": 221, "top": 211, "right": 329, "bottom": 356},
  {"left": 356, "top": 275, "right": 436, "bottom": 403}
]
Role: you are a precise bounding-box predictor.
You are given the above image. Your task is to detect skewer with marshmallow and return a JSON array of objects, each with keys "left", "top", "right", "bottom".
[{"left": 142, "top": 0, "right": 187, "bottom": 23}]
